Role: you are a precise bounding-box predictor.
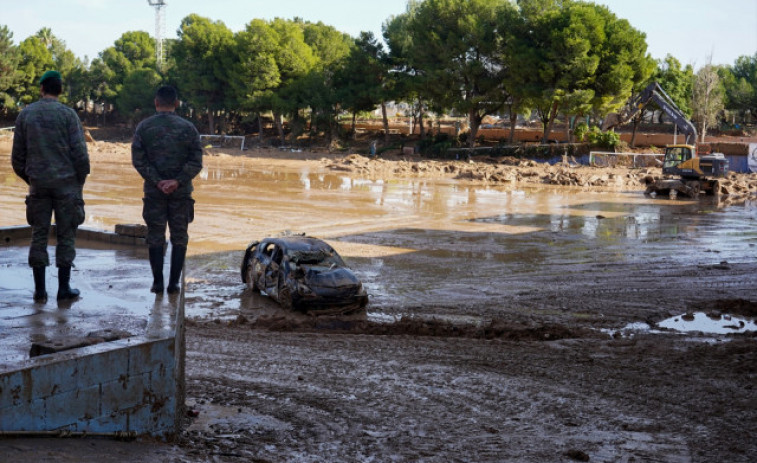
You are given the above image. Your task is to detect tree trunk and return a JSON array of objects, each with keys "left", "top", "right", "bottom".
[
  {"left": 630, "top": 113, "right": 641, "bottom": 148},
  {"left": 257, "top": 113, "right": 264, "bottom": 143},
  {"left": 207, "top": 110, "right": 215, "bottom": 135},
  {"left": 351, "top": 112, "right": 357, "bottom": 140},
  {"left": 329, "top": 106, "right": 339, "bottom": 142},
  {"left": 381, "top": 102, "right": 389, "bottom": 144},
  {"left": 468, "top": 109, "right": 482, "bottom": 149},
  {"left": 274, "top": 112, "right": 284, "bottom": 144},
  {"left": 219, "top": 111, "right": 227, "bottom": 134},
  {"left": 508, "top": 110, "right": 518, "bottom": 144},
  {"left": 541, "top": 101, "right": 560, "bottom": 144}
]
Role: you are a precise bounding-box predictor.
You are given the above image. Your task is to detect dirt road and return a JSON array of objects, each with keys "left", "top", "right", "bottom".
[{"left": 1, "top": 136, "right": 756, "bottom": 462}]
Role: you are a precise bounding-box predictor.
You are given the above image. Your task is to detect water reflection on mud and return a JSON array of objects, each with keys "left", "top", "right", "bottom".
[
  {"left": 2, "top": 155, "right": 756, "bottom": 320},
  {"left": 658, "top": 312, "right": 757, "bottom": 334}
]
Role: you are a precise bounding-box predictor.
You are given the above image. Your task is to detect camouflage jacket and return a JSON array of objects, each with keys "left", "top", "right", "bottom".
[
  {"left": 131, "top": 112, "right": 203, "bottom": 196},
  {"left": 11, "top": 98, "right": 90, "bottom": 187}
]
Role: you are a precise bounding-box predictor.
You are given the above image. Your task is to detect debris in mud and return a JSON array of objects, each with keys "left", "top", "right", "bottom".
[
  {"left": 219, "top": 314, "right": 593, "bottom": 341},
  {"left": 115, "top": 223, "right": 147, "bottom": 237},
  {"left": 322, "top": 154, "right": 757, "bottom": 200}
]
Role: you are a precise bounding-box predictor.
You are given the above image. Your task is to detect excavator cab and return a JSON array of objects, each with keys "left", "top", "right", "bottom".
[
  {"left": 662, "top": 143, "right": 728, "bottom": 181},
  {"left": 662, "top": 145, "right": 693, "bottom": 172}
]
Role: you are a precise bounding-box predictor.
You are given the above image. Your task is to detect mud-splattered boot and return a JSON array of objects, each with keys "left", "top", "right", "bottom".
[
  {"left": 33, "top": 266, "right": 47, "bottom": 303},
  {"left": 149, "top": 246, "right": 165, "bottom": 293},
  {"left": 57, "top": 266, "right": 80, "bottom": 301},
  {"left": 166, "top": 245, "right": 186, "bottom": 294}
]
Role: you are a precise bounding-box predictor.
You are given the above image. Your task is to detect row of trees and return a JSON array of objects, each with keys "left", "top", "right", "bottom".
[{"left": 1, "top": 0, "right": 756, "bottom": 147}]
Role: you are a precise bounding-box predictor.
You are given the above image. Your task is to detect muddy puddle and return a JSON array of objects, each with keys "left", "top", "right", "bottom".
[
  {"left": 2, "top": 154, "right": 756, "bottom": 331},
  {"left": 608, "top": 312, "right": 757, "bottom": 338},
  {"left": 658, "top": 312, "right": 757, "bottom": 334}
]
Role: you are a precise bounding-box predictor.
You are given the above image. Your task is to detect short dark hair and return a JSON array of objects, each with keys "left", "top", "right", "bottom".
[
  {"left": 41, "top": 77, "right": 63, "bottom": 96},
  {"left": 155, "top": 85, "right": 178, "bottom": 107}
]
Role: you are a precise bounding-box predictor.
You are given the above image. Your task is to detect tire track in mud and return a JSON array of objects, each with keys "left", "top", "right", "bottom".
[{"left": 181, "top": 326, "right": 754, "bottom": 462}]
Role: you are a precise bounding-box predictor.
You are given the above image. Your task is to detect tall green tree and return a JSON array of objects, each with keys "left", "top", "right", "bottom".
[
  {"left": 494, "top": 4, "right": 529, "bottom": 143},
  {"left": 334, "top": 32, "right": 389, "bottom": 137},
  {"left": 96, "top": 31, "right": 156, "bottom": 121},
  {"left": 586, "top": 4, "right": 655, "bottom": 115},
  {"left": 515, "top": 1, "right": 603, "bottom": 142},
  {"left": 101, "top": 31, "right": 156, "bottom": 76},
  {"left": 300, "top": 20, "right": 354, "bottom": 139},
  {"left": 652, "top": 54, "right": 694, "bottom": 119},
  {"left": 15, "top": 36, "right": 54, "bottom": 105},
  {"left": 0, "top": 25, "right": 21, "bottom": 114},
  {"left": 265, "top": 18, "right": 317, "bottom": 141},
  {"left": 405, "top": 0, "right": 513, "bottom": 147},
  {"left": 383, "top": 2, "right": 423, "bottom": 138},
  {"left": 719, "top": 66, "right": 754, "bottom": 124},
  {"left": 722, "top": 53, "right": 757, "bottom": 122},
  {"left": 172, "top": 14, "right": 235, "bottom": 134},
  {"left": 46, "top": 35, "right": 87, "bottom": 107},
  {"left": 87, "top": 57, "right": 118, "bottom": 124},
  {"left": 514, "top": 0, "right": 653, "bottom": 143},
  {"left": 116, "top": 68, "right": 163, "bottom": 125},
  {"left": 229, "top": 19, "right": 281, "bottom": 139}
]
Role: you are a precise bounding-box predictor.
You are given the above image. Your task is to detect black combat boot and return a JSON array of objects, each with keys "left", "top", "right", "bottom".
[
  {"left": 33, "top": 266, "right": 47, "bottom": 303},
  {"left": 148, "top": 246, "right": 165, "bottom": 293},
  {"left": 57, "top": 266, "right": 80, "bottom": 301},
  {"left": 166, "top": 245, "right": 186, "bottom": 294}
]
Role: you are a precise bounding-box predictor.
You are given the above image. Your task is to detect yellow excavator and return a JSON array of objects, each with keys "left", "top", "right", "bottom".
[{"left": 602, "top": 82, "right": 729, "bottom": 197}]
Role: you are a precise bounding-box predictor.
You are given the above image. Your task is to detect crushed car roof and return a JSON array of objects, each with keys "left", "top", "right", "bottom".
[{"left": 263, "top": 236, "right": 335, "bottom": 252}]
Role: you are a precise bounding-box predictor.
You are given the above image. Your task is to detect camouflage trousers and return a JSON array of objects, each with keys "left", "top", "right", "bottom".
[
  {"left": 26, "top": 184, "right": 85, "bottom": 268},
  {"left": 142, "top": 192, "right": 195, "bottom": 248}
]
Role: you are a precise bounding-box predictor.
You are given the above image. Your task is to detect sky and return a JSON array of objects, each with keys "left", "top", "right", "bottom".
[{"left": 3, "top": 0, "right": 756, "bottom": 69}]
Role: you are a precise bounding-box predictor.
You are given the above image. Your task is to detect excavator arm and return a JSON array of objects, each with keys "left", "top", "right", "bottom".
[{"left": 601, "top": 82, "right": 698, "bottom": 144}]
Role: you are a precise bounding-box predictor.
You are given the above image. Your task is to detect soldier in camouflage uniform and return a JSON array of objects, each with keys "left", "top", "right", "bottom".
[
  {"left": 11, "top": 70, "right": 90, "bottom": 303},
  {"left": 132, "top": 85, "right": 203, "bottom": 294}
]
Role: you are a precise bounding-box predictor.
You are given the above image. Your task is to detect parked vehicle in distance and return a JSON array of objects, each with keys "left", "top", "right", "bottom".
[{"left": 241, "top": 235, "right": 368, "bottom": 314}]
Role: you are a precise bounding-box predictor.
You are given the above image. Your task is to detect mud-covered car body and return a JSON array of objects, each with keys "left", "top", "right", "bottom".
[{"left": 241, "top": 236, "right": 368, "bottom": 313}]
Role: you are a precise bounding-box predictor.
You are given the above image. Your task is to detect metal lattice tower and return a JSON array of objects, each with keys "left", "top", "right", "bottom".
[{"left": 147, "top": 0, "right": 167, "bottom": 70}]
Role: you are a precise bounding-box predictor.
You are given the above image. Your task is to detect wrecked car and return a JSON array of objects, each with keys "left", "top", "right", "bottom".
[{"left": 241, "top": 236, "right": 368, "bottom": 314}]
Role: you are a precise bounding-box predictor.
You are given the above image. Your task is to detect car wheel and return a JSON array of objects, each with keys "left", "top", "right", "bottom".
[
  {"left": 240, "top": 241, "right": 259, "bottom": 284},
  {"left": 278, "top": 283, "right": 293, "bottom": 310},
  {"left": 241, "top": 257, "right": 249, "bottom": 284}
]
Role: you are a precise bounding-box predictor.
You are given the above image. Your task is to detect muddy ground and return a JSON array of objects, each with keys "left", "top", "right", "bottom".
[{"left": 1, "top": 133, "right": 757, "bottom": 462}]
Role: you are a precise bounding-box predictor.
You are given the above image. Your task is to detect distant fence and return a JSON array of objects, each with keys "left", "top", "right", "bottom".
[
  {"left": 200, "top": 134, "right": 245, "bottom": 150},
  {"left": 0, "top": 126, "right": 14, "bottom": 132},
  {"left": 589, "top": 151, "right": 664, "bottom": 168}
]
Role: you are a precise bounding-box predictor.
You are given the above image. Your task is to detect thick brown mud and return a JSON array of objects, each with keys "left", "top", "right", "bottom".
[{"left": 1, "top": 137, "right": 756, "bottom": 462}]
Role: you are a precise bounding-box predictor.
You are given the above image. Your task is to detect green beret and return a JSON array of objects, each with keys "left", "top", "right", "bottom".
[{"left": 39, "top": 70, "right": 62, "bottom": 85}]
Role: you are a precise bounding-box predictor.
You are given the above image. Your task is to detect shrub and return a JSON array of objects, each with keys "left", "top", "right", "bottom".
[
  {"left": 417, "top": 133, "right": 457, "bottom": 157},
  {"left": 586, "top": 126, "right": 621, "bottom": 150},
  {"left": 573, "top": 122, "right": 589, "bottom": 142}
]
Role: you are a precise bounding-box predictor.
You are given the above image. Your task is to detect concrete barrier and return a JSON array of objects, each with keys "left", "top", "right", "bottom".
[
  {"left": 0, "top": 226, "right": 184, "bottom": 437},
  {"left": 0, "top": 336, "right": 178, "bottom": 436}
]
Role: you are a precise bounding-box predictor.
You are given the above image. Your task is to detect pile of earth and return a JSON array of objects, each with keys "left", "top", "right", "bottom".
[{"left": 323, "top": 153, "right": 757, "bottom": 202}]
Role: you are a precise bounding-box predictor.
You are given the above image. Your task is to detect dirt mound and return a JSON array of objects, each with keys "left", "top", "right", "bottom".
[
  {"left": 208, "top": 313, "right": 597, "bottom": 342},
  {"left": 323, "top": 154, "right": 757, "bottom": 197}
]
